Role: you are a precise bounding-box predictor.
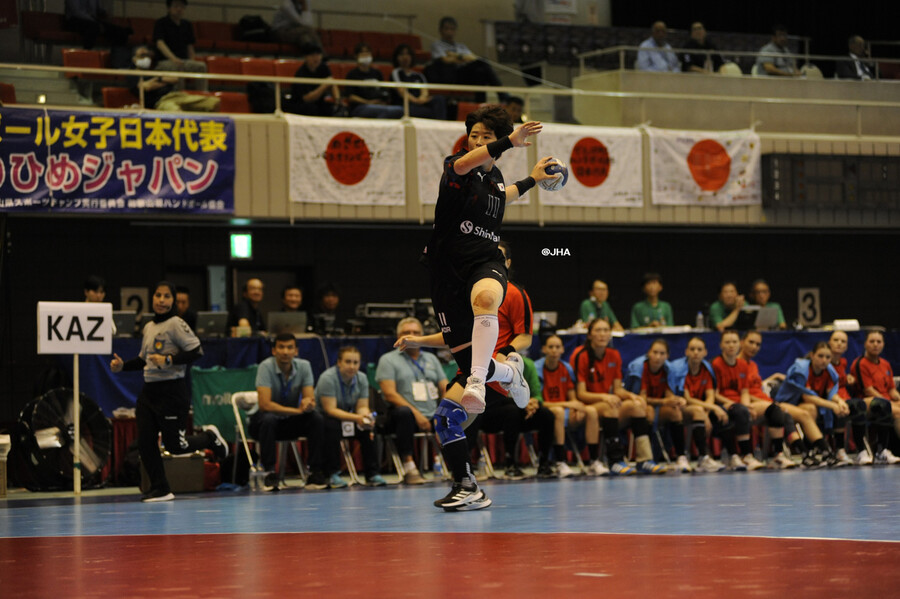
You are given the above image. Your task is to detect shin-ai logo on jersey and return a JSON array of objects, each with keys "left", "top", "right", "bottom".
[
  {"left": 460, "top": 220, "right": 474, "bottom": 234},
  {"left": 459, "top": 220, "right": 499, "bottom": 242}
]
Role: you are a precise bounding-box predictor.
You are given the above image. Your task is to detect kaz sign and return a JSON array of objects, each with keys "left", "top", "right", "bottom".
[{"left": 37, "top": 302, "right": 113, "bottom": 355}]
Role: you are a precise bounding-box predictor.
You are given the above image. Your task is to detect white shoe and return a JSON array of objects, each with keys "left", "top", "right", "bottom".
[
  {"left": 728, "top": 454, "right": 747, "bottom": 471},
  {"left": 742, "top": 454, "right": 765, "bottom": 471},
  {"left": 460, "top": 376, "right": 486, "bottom": 414},
  {"left": 856, "top": 449, "right": 874, "bottom": 466},
  {"left": 675, "top": 455, "right": 693, "bottom": 473},
  {"left": 556, "top": 461, "right": 576, "bottom": 478},
  {"left": 770, "top": 452, "right": 796, "bottom": 470},
  {"left": 501, "top": 353, "right": 531, "bottom": 409},
  {"left": 586, "top": 459, "right": 610, "bottom": 476},
  {"left": 696, "top": 455, "right": 726, "bottom": 473},
  {"left": 835, "top": 448, "right": 855, "bottom": 467},
  {"left": 875, "top": 448, "right": 900, "bottom": 465}
]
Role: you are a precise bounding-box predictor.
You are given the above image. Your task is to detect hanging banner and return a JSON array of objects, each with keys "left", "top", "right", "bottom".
[
  {"left": 0, "top": 107, "right": 234, "bottom": 213},
  {"left": 412, "top": 117, "right": 530, "bottom": 205},
  {"left": 537, "top": 123, "right": 643, "bottom": 207},
  {"left": 286, "top": 114, "right": 405, "bottom": 205},
  {"left": 647, "top": 127, "right": 761, "bottom": 206}
]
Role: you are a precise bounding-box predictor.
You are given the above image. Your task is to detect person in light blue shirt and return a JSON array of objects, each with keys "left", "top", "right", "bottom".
[
  {"left": 316, "top": 346, "right": 385, "bottom": 486},
  {"left": 635, "top": 21, "right": 680, "bottom": 73}
]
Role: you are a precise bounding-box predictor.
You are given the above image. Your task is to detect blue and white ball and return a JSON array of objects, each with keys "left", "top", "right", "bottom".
[{"left": 539, "top": 159, "right": 568, "bottom": 192}]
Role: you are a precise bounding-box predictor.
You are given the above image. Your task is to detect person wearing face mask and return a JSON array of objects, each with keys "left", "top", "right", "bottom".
[
  {"left": 345, "top": 42, "right": 404, "bottom": 119},
  {"left": 110, "top": 281, "right": 228, "bottom": 502},
  {"left": 127, "top": 46, "right": 177, "bottom": 109}
]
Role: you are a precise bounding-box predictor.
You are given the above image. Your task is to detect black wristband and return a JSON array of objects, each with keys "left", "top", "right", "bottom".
[
  {"left": 514, "top": 176, "right": 535, "bottom": 195},
  {"left": 497, "top": 344, "right": 516, "bottom": 357},
  {"left": 486, "top": 136, "right": 513, "bottom": 159}
]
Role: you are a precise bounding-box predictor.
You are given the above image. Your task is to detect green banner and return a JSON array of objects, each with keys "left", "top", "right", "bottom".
[{"left": 191, "top": 365, "right": 258, "bottom": 443}]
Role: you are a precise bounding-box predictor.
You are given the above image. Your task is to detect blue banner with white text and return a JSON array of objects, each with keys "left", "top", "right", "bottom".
[{"left": 0, "top": 107, "right": 234, "bottom": 213}]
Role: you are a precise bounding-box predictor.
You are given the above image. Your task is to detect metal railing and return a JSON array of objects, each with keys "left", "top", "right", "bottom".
[{"left": 3, "top": 61, "right": 900, "bottom": 138}]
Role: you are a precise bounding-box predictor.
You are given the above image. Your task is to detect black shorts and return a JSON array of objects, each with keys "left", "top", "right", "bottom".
[{"left": 429, "top": 256, "right": 508, "bottom": 359}]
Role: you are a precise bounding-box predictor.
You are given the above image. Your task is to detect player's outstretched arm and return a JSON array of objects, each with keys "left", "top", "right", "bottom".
[
  {"left": 506, "top": 155, "right": 556, "bottom": 202},
  {"left": 395, "top": 332, "right": 447, "bottom": 351},
  {"left": 454, "top": 121, "right": 543, "bottom": 176}
]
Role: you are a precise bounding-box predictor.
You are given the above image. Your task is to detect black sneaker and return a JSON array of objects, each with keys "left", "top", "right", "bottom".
[
  {"left": 536, "top": 463, "right": 555, "bottom": 479},
  {"left": 434, "top": 482, "right": 485, "bottom": 510},
  {"left": 504, "top": 463, "right": 527, "bottom": 480},
  {"left": 141, "top": 488, "right": 175, "bottom": 503},
  {"left": 262, "top": 471, "right": 280, "bottom": 492},
  {"left": 202, "top": 424, "right": 229, "bottom": 460},
  {"left": 304, "top": 471, "right": 329, "bottom": 490},
  {"left": 801, "top": 453, "right": 826, "bottom": 469}
]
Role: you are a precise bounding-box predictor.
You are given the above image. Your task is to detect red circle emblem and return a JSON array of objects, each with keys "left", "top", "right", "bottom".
[
  {"left": 687, "top": 139, "right": 731, "bottom": 191},
  {"left": 324, "top": 132, "right": 371, "bottom": 186},
  {"left": 452, "top": 134, "right": 468, "bottom": 155},
  {"left": 569, "top": 137, "right": 609, "bottom": 187}
]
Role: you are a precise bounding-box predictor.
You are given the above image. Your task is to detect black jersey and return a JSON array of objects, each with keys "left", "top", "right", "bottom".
[{"left": 425, "top": 149, "right": 506, "bottom": 279}]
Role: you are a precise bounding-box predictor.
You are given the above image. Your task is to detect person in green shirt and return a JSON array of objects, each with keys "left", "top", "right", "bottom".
[
  {"left": 630, "top": 273, "right": 674, "bottom": 329},
  {"left": 708, "top": 281, "right": 746, "bottom": 332},
  {"left": 749, "top": 279, "right": 787, "bottom": 329},
  {"left": 579, "top": 279, "right": 623, "bottom": 332}
]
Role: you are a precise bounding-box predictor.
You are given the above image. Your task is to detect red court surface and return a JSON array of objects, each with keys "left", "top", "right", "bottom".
[{"left": 2, "top": 532, "right": 898, "bottom": 598}]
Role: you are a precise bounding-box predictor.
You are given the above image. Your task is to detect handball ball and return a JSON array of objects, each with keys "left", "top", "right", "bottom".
[{"left": 539, "top": 159, "right": 568, "bottom": 192}]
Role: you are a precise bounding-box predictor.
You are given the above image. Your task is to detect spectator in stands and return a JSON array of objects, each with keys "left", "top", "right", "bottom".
[
  {"left": 740, "top": 330, "right": 835, "bottom": 468},
  {"left": 390, "top": 43, "right": 447, "bottom": 120},
  {"left": 376, "top": 317, "right": 448, "bottom": 484},
  {"left": 535, "top": 334, "right": 604, "bottom": 477},
  {"left": 83, "top": 275, "right": 106, "bottom": 302},
  {"left": 345, "top": 42, "right": 403, "bottom": 119},
  {"left": 227, "top": 278, "right": 266, "bottom": 337},
  {"left": 270, "top": 0, "right": 321, "bottom": 50},
  {"left": 312, "top": 282, "right": 343, "bottom": 335},
  {"left": 175, "top": 286, "right": 197, "bottom": 332},
  {"left": 756, "top": 24, "right": 798, "bottom": 77},
  {"left": 827, "top": 330, "right": 858, "bottom": 465},
  {"left": 153, "top": 0, "right": 208, "bottom": 91},
  {"left": 836, "top": 35, "right": 874, "bottom": 80},
  {"left": 668, "top": 336, "right": 727, "bottom": 472},
  {"left": 426, "top": 16, "right": 507, "bottom": 103},
  {"left": 280, "top": 284, "right": 305, "bottom": 313},
  {"left": 287, "top": 43, "right": 340, "bottom": 117},
  {"left": 579, "top": 279, "right": 623, "bottom": 332},
  {"left": 127, "top": 45, "right": 176, "bottom": 109},
  {"left": 571, "top": 318, "right": 662, "bottom": 474},
  {"left": 251, "top": 333, "right": 329, "bottom": 491},
  {"left": 64, "top": 0, "right": 131, "bottom": 60},
  {"left": 749, "top": 278, "right": 787, "bottom": 329},
  {"left": 635, "top": 21, "right": 680, "bottom": 73},
  {"left": 851, "top": 330, "right": 900, "bottom": 465},
  {"left": 317, "top": 345, "right": 386, "bottom": 486},
  {"left": 681, "top": 22, "right": 724, "bottom": 73},
  {"left": 630, "top": 272, "right": 674, "bottom": 328},
  {"left": 708, "top": 281, "right": 745, "bottom": 332},
  {"left": 502, "top": 96, "right": 525, "bottom": 124}
]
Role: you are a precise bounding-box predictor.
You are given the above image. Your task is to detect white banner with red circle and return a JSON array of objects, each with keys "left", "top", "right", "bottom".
[
  {"left": 286, "top": 114, "right": 405, "bottom": 205},
  {"left": 412, "top": 118, "right": 531, "bottom": 205},
  {"left": 536, "top": 123, "right": 643, "bottom": 207},
  {"left": 647, "top": 127, "right": 761, "bottom": 206}
]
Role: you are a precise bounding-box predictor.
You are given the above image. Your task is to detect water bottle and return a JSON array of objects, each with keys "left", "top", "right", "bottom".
[
  {"left": 433, "top": 459, "right": 443, "bottom": 477},
  {"left": 695, "top": 311, "right": 704, "bottom": 329}
]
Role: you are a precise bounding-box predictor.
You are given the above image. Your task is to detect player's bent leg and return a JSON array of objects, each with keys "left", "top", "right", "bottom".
[{"left": 434, "top": 398, "right": 491, "bottom": 511}]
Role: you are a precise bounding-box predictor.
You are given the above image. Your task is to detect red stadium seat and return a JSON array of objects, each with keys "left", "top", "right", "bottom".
[
  {"left": 20, "top": 11, "right": 78, "bottom": 45},
  {"left": 326, "top": 29, "right": 362, "bottom": 58},
  {"left": 390, "top": 33, "right": 422, "bottom": 51},
  {"left": 274, "top": 59, "right": 304, "bottom": 78},
  {"left": 364, "top": 32, "right": 394, "bottom": 60},
  {"left": 327, "top": 61, "right": 355, "bottom": 79},
  {"left": 205, "top": 55, "right": 243, "bottom": 88},
  {"left": 373, "top": 63, "right": 394, "bottom": 81},
  {"left": 62, "top": 48, "right": 103, "bottom": 79},
  {"left": 195, "top": 21, "right": 248, "bottom": 54},
  {"left": 240, "top": 58, "right": 275, "bottom": 77},
  {"left": 0, "top": 82, "right": 17, "bottom": 104},
  {"left": 101, "top": 87, "right": 139, "bottom": 109},
  {"left": 215, "top": 91, "right": 251, "bottom": 113},
  {"left": 127, "top": 17, "right": 156, "bottom": 46}
]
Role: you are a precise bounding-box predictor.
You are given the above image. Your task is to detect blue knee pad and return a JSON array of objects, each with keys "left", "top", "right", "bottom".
[
  {"left": 868, "top": 397, "right": 893, "bottom": 427},
  {"left": 435, "top": 399, "right": 468, "bottom": 445},
  {"left": 764, "top": 403, "right": 785, "bottom": 428}
]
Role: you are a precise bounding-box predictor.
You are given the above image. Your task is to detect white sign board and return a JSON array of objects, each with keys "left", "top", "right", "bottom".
[
  {"left": 797, "top": 288, "right": 821, "bottom": 327},
  {"left": 37, "top": 302, "right": 113, "bottom": 355}
]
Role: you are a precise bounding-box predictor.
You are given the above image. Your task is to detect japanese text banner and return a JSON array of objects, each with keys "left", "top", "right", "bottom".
[
  {"left": 412, "top": 117, "right": 530, "bottom": 205},
  {"left": 647, "top": 127, "right": 761, "bottom": 206},
  {"left": 0, "top": 107, "right": 235, "bottom": 213},
  {"left": 537, "top": 123, "right": 643, "bottom": 207},
  {"left": 286, "top": 114, "right": 405, "bottom": 205}
]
